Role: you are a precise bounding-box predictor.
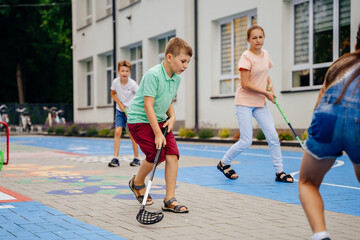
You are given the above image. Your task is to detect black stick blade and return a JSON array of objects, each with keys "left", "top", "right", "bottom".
[{"left": 136, "top": 209, "right": 164, "bottom": 225}]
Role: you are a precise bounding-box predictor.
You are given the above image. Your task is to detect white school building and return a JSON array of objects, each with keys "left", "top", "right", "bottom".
[{"left": 71, "top": 0, "right": 360, "bottom": 133}]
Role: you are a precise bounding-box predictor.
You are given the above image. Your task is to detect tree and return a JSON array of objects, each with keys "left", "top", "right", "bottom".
[{"left": 0, "top": 0, "right": 72, "bottom": 104}]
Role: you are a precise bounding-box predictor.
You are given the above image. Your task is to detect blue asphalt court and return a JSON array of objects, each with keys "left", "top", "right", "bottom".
[
  {"left": 10, "top": 136, "right": 360, "bottom": 217},
  {"left": 0, "top": 200, "right": 126, "bottom": 240}
]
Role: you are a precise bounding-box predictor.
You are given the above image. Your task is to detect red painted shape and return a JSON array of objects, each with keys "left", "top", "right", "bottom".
[{"left": 0, "top": 186, "right": 33, "bottom": 203}]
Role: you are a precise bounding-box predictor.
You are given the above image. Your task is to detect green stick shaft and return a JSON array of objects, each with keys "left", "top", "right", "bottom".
[
  {"left": 0, "top": 151, "right": 3, "bottom": 171},
  {"left": 274, "top": 98, "right": 289, "bottom": 123},
  {"left": 268, "top": 87, "right": 305, "bottom": 150}
]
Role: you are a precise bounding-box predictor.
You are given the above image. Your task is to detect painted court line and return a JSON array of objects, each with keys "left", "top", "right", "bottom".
[
  {"left": 11, "top": 136, "right": 360, "bottom": 216},
  {"left": 0, "top": 186, "right": 127, "bottom": 240}
]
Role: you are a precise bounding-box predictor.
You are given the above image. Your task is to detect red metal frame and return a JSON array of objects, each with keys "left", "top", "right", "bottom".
[{"left": 0, "top": 121, "right": 9, "bottom": 165}]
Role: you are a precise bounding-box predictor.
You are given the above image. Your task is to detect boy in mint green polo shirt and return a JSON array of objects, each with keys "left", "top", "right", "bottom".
[{"left": 128, "top": 37, "right": 192, "bottom": 213}]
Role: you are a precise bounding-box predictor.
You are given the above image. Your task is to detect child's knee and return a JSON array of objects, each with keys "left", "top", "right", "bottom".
[
  {"left": 115, "top": 127, "right": 122, "bottom": 136},
  {"left": 165, "top": 154, "right": 179, "bottom": 162}
]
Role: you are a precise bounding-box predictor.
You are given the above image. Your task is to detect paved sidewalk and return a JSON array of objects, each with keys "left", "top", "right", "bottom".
[{"left": 0, "top": 137, "right": 359, "bottom": 240}]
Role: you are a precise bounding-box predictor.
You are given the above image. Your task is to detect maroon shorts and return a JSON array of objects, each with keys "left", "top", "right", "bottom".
[{"left": 128, "top": 122, "right": 179, "bottom": 163}]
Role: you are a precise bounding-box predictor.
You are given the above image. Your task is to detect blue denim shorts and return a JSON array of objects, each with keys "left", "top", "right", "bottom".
[
  {"left": 305, "top": 82, "right": 360, "bottom": 166},
  {"left": 115, "top": 109, "right": 127, "bottom": 129}
]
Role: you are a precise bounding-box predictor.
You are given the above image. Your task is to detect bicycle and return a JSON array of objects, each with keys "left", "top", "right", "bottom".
[
  {"left": 0, "top": 104, "right": 9, "bottom": 125},
  {"left": 43, "top": 106, "right": 66, "bottom": 126},
  {"left": 16, "top": 107, "right": 32, "bottom": 133}
]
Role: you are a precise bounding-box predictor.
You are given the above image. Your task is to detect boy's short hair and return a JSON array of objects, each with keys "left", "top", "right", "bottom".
[
  {"left": 165, "top": 37, "right": 193, "bottom": 57},
  {"left": 117, "top": 60, "right": 132, "bottom": 71}
]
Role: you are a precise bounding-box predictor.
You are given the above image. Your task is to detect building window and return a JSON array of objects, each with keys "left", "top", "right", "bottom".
[
  {"left": 106, "top": 55, "right": 113, "bottom": 104},
  {"left": 130, "top": 45, "right": 143, "bottom": 84},
  {"left": 86, "top": 0, "right": 92, "bottom": 25},
  {"left": 106, "top": 0, "right": 112, "bottom": 15},
  {"left": 158, "top": 34, "right": 176, "bottom": 63},
  {"left": 119, "top": 0, "right": 140, "bottom": 10},
  {"left": 86, "top": 61, "right": 93, "bottom": 106},
  {"left": 219, "top": 11, "right": 257, "bottom": 95},
  {"left": 291, "top": 0, "right": 350, "bottom": 89}
]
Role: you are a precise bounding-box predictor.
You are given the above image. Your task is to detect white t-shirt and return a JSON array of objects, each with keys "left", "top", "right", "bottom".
[{"left": 111, "top": 77, "right": 139, "bottom": 112}]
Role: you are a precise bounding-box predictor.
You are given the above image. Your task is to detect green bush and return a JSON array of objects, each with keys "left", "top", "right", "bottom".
[
  {"left": 67, "top": 124, "right": 80, "bottom": 136},
  {"left": 198, "top": 128, "right": 215, "bottom": 139},
  {"left": 255, "top": 129, "right": 265, "bottom": 140},
  {"left": 98, "top": 128, "right": 110, "bottom": 137},
  {"left": 107, "top": 129, "right": 115, "bottom": 137},
  {"left": 122, "top": 128, "right": 128, "bottom": 137},
  {"left": 301, "top": 130, "right": 308, "bottom": 141},
  {"left": 54, "top": 126, "right": 65, "bottom": 135},
  {"left": 85, "top": 125, "right": 98, "bottom": 137},
  {"left": 178, "top": 127, "right": 187, "bottom": 137},
  {"left": 185, "top": 129, "right": 196, "bottom": 138},
  {"left": 178, "top": 127, "right": 196, "bottom": 138},
  {"left": 218, "top": 128, "right": 230, "bottom": 138},
  {"left": 279, "top": 132, "right": 294, "bottom": 141},
  {"left": 47, "top": 126, "right": 54, "bottom": 134}
]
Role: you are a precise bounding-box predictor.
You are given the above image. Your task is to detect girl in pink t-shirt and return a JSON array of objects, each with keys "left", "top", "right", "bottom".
[{"left": 217, "top": 25, "right": 294, "bottom": 183}]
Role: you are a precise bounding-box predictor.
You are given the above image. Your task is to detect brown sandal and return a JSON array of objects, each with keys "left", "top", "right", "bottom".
[
  {"left": 162, "top": 198, "right": 189, "bottom": 213},
  {"left": 129, "top": 175, "right": 153, "bottom": 205}
]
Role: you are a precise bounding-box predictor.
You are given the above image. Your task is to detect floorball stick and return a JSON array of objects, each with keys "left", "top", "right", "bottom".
[
  {"left": 267, "top": 86, "right": 305, "bottom": 150},
  {"left": 136, "top": 125, "right": 168, "bottom": 224},
  {"left": 273, "top": 97, "right": 305, "bottom": 150},
  {"left": 0, "top": 151, "right": 3, "bottom": 171}
]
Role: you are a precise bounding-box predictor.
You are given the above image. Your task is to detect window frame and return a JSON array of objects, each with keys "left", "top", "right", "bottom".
[
  {"left": 106, "top": 0, "right": 112, "bottom": 15},
  {"left": 129, "top": 44, "right": 143, "bottom": 84},
  {"left": 106, "top": 55, "right": 113, "bottom": 105},
  {"left": 86, "top": 60, "right": 93, "bottom": 107},
  {"left": 157, "top": 33, "right": 176, "bottom": 63},
  {"left": 218, "top": 9, "right": 257, "bottom": 96},
  {"left": 85, "top": 0, "right": 92, "bottom": 25},
  {"left": 290, "top": 0, "right": 350, "bottom": 90}
]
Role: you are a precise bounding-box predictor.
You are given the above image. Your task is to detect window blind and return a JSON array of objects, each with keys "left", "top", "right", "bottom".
[
  {"left": 339, "top": 0, "right": 350, "bottom": 27},
  {"left": 233, "top": 17, "right": 247, "bottom": 76},
  {"left": 221, "top": 23, "right": 232, "bottom": 75},
  {"left": 294, "top": 2, "right": 309, "bottom": 64},
  {"left": 313, "top": 0, "right": 333, "bottom": 32}
]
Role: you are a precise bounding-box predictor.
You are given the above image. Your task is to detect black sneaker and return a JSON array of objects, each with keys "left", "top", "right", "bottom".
[
  {"left": 130, "top": 158, "right": 140, "bottom": 166},
  {"left": 108, "top": 158, "right": 119, "bottom": 167},
  {"left": 322, "top": 238, "right": 331, "bottom": 240}
]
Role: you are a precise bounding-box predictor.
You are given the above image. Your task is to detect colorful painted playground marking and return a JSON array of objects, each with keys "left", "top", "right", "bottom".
[
  {"left": 0, "top": 186, "right": 32, "bottom": 203},
  {"left": 10, "top": 136, "right": 360, "bottom": 217}
]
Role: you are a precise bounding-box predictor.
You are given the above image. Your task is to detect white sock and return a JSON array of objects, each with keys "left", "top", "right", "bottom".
[
  {"left": 312, "top": 231, "right": 330, "bottom": 240},
  {"left": 134, "top": 157, "right": 139, "bottom": 160},
  {"left": 113, "top": 156, "right": 118, "bottom": 160}
]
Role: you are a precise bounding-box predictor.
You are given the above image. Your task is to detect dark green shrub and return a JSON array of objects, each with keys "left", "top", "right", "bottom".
[
  {"left": 198, "top": 128, "right": 215, "bottom": 139},
  {"left": 185, "top": 129, "right": 196, "bottom": 138},
  {"left": 47, "top": 126, "right": 54, "bottom": 134},
  {"left": 54, "top": 126, "right": 65, "bottom": 135},
  {"left": 122, "top": 128, "right": 128, "bottom": 137},
  {"left": 255, "top": 129, "right": 265, "bottom": 140},
  {"left": 85, "top": 125, "right": 98, "bottom": 137},
  {"left": 67, "top": 124, "right": 80, "bottom": 136}
]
